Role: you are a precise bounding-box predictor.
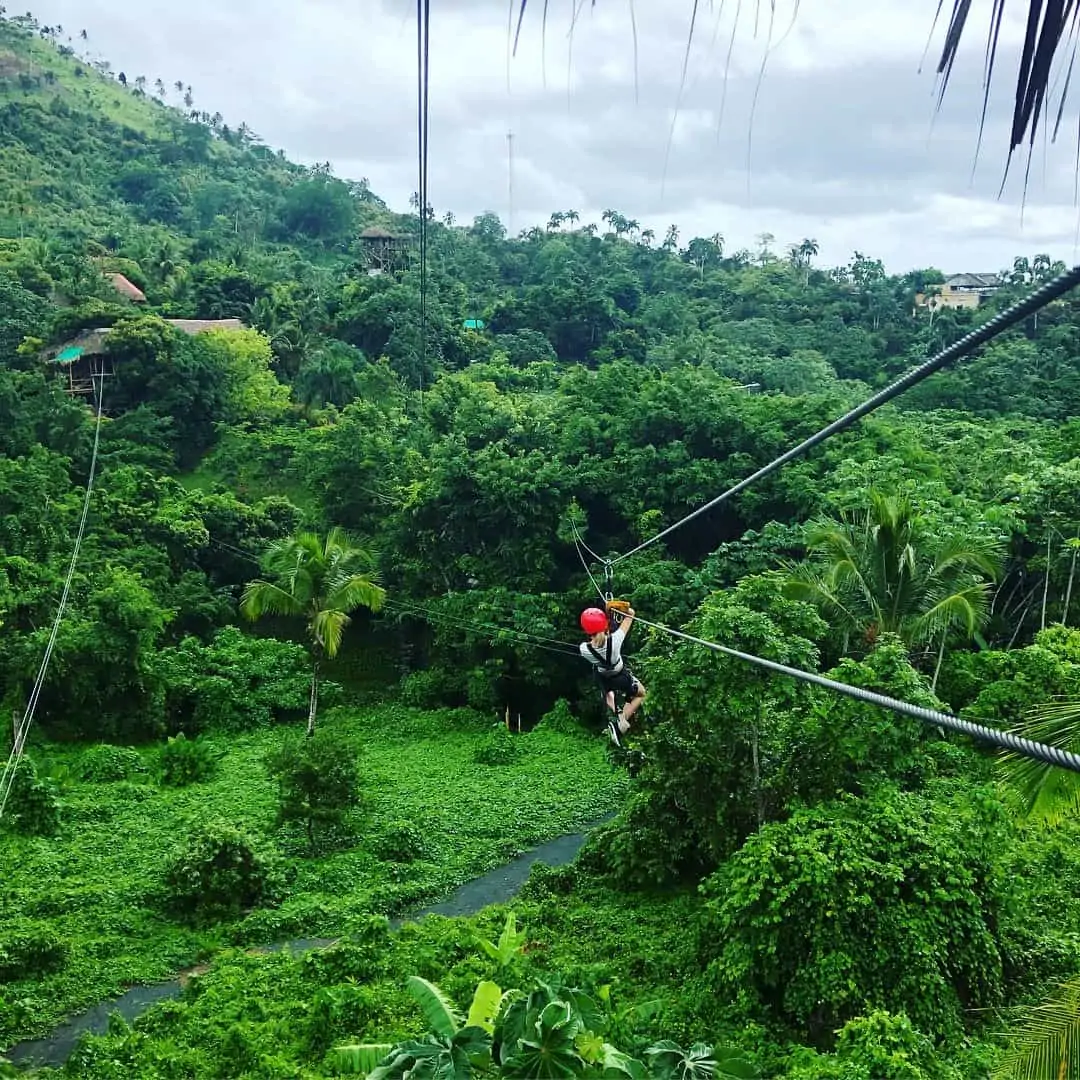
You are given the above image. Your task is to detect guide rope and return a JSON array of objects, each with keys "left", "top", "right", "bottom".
[{"left": 0, "top": 380, "right": 106, "bottom": 822}]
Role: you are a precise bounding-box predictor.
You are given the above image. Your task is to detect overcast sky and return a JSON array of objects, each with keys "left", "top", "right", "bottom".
[{"left": 24, "top": 0, "right": 1080, "bottom": 272}]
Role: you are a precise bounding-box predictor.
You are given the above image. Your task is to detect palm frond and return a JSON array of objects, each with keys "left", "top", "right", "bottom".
[
  {"left": 993, "top": 977, "right": 1080, "bottom": 1080},
  {"left": 311, "top": 608, "right": 350, "bottom": 657},
  {"left": 999, "top": 700, "right": 1080, "bottom": 826},
  {"left": 240, "top": 580, "right": 305, "bottom": 620},
  {"left": 914, "top": 582, "right": 993, "bottom": 643},
  {"left": 324, "top": 573, "right": 386, "bottom": 618}
]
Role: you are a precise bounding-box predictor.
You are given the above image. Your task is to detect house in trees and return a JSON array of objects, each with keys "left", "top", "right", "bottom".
[
  {"left": 48, "top": 318, "right": 245, "bottom": 398},
  {"left": 915, "top": 273, "right": 1001, "bottom": 312},
  {"left": 105, "top": 272, "right": 147, "bottom": 303},
  {"left": 358, "top": 225, "right": 408, "bottom": 276}
]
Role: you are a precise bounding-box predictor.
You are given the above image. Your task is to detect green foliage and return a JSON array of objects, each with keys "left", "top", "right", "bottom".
[
  {"left": 0, "top": 923, "right": 68, "bottom": 982},
  {"left": 474, "top": 723, "right": 525, "bottom": 766},
  {"left": 264, "top": 728, "right": 363, "bottom": 854},
  {"left": 1, "top": 756, "right": 60, "bottom": 836},
  {"left": 477, "top": 911, "right": 527, "bottom": 969},
  {"left": 699, "top": 786, "right": 1007, "bottom": 1041},
  {"left": 536, "top": 698, "right": 582, "bottom": 734},
  {"left": 163, "top": 820, "right": 284, "bottom": 925},
  {"left": 76, "top": 744, "right": 149, "bottom": 783},
  {"left": 158, "top": 732, "right": 219, "bottom": 786},
  {"left": 783, "top": 490, "right": 1004, "bottom": 655},
  {"left": 154, "top": 626, "right": 328, "bottom": 733},
  {"left": 787, "top": 1011, "right": 962, "bottom": 1080},
  {"left": 373, "top": 819, "right": 433, "bottom": 863}
]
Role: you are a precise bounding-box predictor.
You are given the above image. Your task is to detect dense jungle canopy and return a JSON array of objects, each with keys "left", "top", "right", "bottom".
[{"left": 5, "top": 8, "right": 1080, "bottom": 1079}]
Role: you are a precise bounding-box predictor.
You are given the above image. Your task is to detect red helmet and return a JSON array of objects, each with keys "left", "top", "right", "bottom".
[{"left": 580, "top": 607, "right": 609, "bottom": 634}]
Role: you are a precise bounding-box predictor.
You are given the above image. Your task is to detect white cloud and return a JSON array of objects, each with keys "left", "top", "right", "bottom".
[{"left": 23, "top": 0, "right": 1080, "bottom": 271}]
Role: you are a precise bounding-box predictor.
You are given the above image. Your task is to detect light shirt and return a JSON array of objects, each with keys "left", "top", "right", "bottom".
[{"left": 579, "top": 626, "right": 626, "bottom": 672}]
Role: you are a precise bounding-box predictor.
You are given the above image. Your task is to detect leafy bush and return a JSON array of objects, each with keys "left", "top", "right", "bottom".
[
  {"left": 372, "top": 819, "right": 431, "bottom": 863},
  {"left": 474, "top": 724, "right": 524, "bottom": 766},
  {"left": 2, "top": 757, "right": 60, "bottom": 837},
  {"left": 698, "top": 786, "right": 1007, "bottom": 1041},
  {"left": 265, "top": 730, "right": 363, "bottom": 854},
  {"left": 77, "top": 744, "right": 149, "bottom": 783},
  {"left": 159, "top": 733, "right": 218, "bottom": 786},
  {"left": 164, "top": 821, "right": 285, "bottom": 925},
  {"left": 399, "top": 667, "right": 464, "bottom": 708},
  {"left": 535, "top": 698, "right": 582, "bottom": 735},
  {"left": 786, "top": 1011, "right": 962, "bottom": 1080},
  {"left": 0, "top": 924, "right": 68, "bottom": 982},
  {"left": 155, "top": 626, "right": 342, "bottom": 734}
]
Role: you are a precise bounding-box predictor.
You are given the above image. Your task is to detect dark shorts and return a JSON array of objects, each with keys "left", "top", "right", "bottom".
[{"left": 598, "top": 668, "right": 640, "bottom": 699}]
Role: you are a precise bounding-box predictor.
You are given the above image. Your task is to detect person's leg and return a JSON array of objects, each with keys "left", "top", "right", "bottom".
[{"left": 620, "top": 678, "right": 646, "bottom": 724}]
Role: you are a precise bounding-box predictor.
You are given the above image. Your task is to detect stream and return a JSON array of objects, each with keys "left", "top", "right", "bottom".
[{"left": 4, "top": 825, "right": 598, "bottom": 1071}]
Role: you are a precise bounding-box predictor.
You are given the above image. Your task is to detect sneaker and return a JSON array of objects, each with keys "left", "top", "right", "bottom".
[{"left": 606, "top": 719, "right": 623, "bottom": 747}]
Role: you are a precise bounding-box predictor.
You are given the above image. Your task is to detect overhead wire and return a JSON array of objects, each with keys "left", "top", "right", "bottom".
[
  {"left": 609, "top": 262, "right": 1080, "bottom": 568},
  {"left": 625, "top": 611, "right": 1080, "bottom": 774},
  {"left": 383, "top": 596, "right": 580, "bottom": 657},
  {"left": 416, "top": 0, "right": 431, "bottom": 409},
  {"left": 0, "top": 380, "right": 106, "bottom": 822}
]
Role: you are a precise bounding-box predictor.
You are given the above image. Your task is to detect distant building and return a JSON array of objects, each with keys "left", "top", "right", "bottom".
[
  {"left": 915, "top": 273, "right": 1002, "bottom": 312},
  {"left": 106, "top": 272, "right": 147, "bottom": 303},
  {"left": 358, "top": 225, "right": 408, "bottom": 276},
  {"left": 48, "top": 318, "right": 247, "bottom": 398}
]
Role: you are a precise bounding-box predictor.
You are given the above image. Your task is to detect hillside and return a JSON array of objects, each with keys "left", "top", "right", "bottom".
[{"left": 5, "top": 8, "right": 1080, "bottom": 1079}]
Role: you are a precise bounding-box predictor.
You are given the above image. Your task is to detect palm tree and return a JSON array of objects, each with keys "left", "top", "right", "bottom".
[
  {"left": 783, "top": 491, "right": 1003, "bottom": 681},
  {"left": 241, "top": 528, "right": 385, "bottom": 736}
]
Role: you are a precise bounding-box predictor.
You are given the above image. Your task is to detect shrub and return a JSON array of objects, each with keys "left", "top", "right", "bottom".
[
  {"left": 164, "top": 821, "right": 284, "bottom": 925},
  {"left": 535, "top": 698, "right": 581, "bottom": 734},
  {"left": 473, "top": 724, "right": 524, "bottom": 766},
  {"left": 0, "top": 924, "right": 68, "bottom": 982},
  {"left": 399, "top": 667, "right": 464, "bottom": 708},
  {"left": 2, "top": 757, "right": 60, "bottom": 837},
  {"left": 372, "top": 819, "right": 431, "bottom": 863},
  {"left": 264, "top": 730, "right": 362, "bottom": 855},
  {"left": 698, "top": 786, "right": 1006, "bottom": 1042},
  {"left": 155, "top": 626, "right": 342, "bottom": 734},
  {"left": 76, "top": 744, "right": 148, "bottom": 783},
  {"left": 159, "top": 733, "right": 218, "bottom": 786}
]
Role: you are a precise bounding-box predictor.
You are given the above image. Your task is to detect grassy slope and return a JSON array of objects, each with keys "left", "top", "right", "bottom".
[
  {"left": 0, "top": 31, "right": 165, "bottom": 135},
  {"left": 0, "top": 706, "right": 626, "bottom": 1046}
]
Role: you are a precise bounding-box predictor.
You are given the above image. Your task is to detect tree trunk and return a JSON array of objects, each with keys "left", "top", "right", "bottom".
[
  {"left": 306, "top": 655, "right": 320, "bottom": 738},
  {"left": 931, "top": 631, "right": 947, "bottom": 692},
  {"left": 1064, "top": 543, "right": 1078, "bottom": 627},
  {"left": 751, "top": 723, "right": 763, "bottom": 829},
  {"left": 1042, "top": 531, "right": 1053, "bottom": 631}
]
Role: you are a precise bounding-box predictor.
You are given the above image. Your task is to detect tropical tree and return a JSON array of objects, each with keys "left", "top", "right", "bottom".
[
  {"left": 241, "top": 528, "right": 385, "bottom": 736},
  {"left": 783, "top": 491, "right": 1003, "bottom": 679}
]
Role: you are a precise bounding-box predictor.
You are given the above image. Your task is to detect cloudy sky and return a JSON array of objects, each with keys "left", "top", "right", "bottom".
[{"left": 25, "top": 0, "right": 1080, "bottom": 272}]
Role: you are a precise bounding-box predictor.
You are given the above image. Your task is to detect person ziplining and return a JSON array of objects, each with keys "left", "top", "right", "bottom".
[{"left": 578, "top": 602, "right": 646, "bottom": 747}]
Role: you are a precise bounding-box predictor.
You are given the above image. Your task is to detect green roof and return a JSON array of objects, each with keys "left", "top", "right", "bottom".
[{"left": 54, "top": 346, "right": 84, "bottom": 364}]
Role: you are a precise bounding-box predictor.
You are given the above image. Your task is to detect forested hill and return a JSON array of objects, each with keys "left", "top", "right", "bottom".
[{"left": 11, "top": 7, "right": 1080, "bottom": 1079}]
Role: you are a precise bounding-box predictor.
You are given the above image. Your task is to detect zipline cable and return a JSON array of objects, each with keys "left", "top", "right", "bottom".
[
  {"left": 610, "top": 263, "right": 1080, "bottom": 568},
  {"left": 626, "top": 611, "right": 1080, "bottom": 774},
  {"left": 0, "top": 380, "right": 106, "bottom": 822}
]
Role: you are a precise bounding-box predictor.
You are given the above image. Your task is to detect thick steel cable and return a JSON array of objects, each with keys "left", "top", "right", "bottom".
[
  {"left": 629, "top": 612, "right": 1080, "bottom": 774},
  {"left": 611, "top": 264, "right": 1080, "bottom": 567}
]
